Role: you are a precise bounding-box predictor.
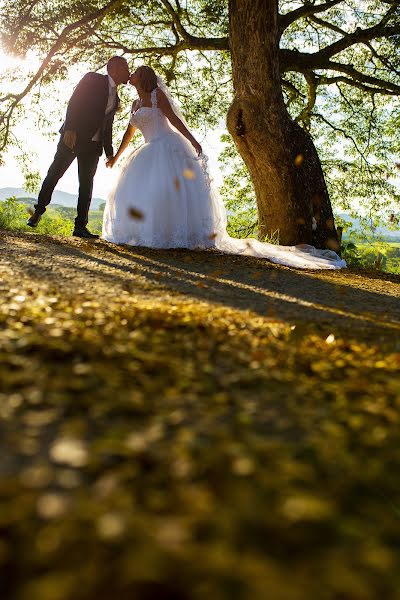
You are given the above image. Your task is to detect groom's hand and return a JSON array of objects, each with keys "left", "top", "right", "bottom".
[
  {"left": 63, "top": 130, "right": 76, "bottom": 150},
  {"left": 106, "top": 156, "right": 116, "bottom": 168}
]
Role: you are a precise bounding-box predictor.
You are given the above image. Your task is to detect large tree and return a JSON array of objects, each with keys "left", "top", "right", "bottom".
[{"left": 0, "top": 0, "right": 399, "bottom": 246}]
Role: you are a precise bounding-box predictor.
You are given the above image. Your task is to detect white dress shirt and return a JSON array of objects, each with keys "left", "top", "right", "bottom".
[{"left": 92, "top": 74, "right": 117, "bottom": 143}]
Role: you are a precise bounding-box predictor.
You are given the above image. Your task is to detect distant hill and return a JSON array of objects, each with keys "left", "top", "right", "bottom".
[
  {"left": 338, "top": 213, "right": 400, "bottom": 241},
  {"left": 0, "top": 187, "right": 105, "bottom": 210}
]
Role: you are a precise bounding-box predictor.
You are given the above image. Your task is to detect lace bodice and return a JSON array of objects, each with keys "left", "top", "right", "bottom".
[{"left": 129, "top": 88, "right": 172, "bottom": 142}]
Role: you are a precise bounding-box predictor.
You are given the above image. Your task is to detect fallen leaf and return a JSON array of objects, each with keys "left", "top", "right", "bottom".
[
  {"left": 183, "top": 168, "right": 196, "bottom": 180},
  {"left": 128, "top": 207, "right": 144, "bottom": 220}
]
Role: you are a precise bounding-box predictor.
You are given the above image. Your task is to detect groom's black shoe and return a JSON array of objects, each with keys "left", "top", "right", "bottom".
[
  {"left": 27, "top": 211, "right": 42, "bottom": 228},
  {"left": 73, "top": 226, "right": 99, "bottom": 239}
]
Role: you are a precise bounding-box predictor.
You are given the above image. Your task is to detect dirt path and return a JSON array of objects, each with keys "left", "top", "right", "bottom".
[
  {"left": 1, "top": 230, "right": 399, "bottom": 341},
  {"left": 1, "top": 230, "right": 400, "bottom": 600}
]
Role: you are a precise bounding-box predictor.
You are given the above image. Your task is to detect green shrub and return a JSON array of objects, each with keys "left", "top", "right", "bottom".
[
  {"left": 340, "top": 241, "right": 364, "bottom": 267},
  {"left": 226, "top": 209, "right": 258, "bottom": 239},
  {"left": 0, "top": 197, "right": 72, "bottom": 236},
  {"left": 0, "top": 197, "right": 30, "bottom": 231},
  {"left": 37, "top": 210, "right": 73, "bottom": 236},
  {"left": 340, "top": 241, "right": 394, "bottom": 271}
]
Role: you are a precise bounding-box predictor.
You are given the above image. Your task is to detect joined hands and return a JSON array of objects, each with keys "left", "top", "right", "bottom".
[{"left": 106, "top": 156, "right": 117, "bottom": 168}]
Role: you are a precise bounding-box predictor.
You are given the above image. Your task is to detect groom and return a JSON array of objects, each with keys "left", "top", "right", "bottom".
[{"left": 27, "top": 56, "right": 130, "bottom": 238}]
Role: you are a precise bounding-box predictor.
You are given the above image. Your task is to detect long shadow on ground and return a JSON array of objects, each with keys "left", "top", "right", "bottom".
[{"left": 2, "top": 230, "right": 400, "bottom": 343}]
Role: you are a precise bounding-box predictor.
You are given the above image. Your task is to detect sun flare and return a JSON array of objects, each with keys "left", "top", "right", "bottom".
[
  {"left": 0, "top": 50, "right": 23, "bottom": 73},
  {"left": 0, "top": 49, "right": 41, "bottom": 76}
]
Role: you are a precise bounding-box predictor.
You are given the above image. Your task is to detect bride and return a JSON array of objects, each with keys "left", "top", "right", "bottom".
[{"left": 102, "top": 66, "right": 346, "bottom": 270}]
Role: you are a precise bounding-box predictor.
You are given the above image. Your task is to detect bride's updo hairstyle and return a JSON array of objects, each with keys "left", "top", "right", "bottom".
[{"left": 136, "top": 66, "right": 158, "bottom": 93}]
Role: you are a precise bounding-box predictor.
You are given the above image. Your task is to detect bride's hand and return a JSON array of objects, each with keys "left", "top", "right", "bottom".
[
  {"left": 192, "top": 140, "right": 202, "bottom": 156},
  {"left": 106, "top": 156, "right": 116, "bottom": 168}
]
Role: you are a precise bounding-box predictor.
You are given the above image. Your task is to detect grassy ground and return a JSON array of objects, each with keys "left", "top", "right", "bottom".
[{"left": 1, "top": 230, "right": 400, "bottom": 600}]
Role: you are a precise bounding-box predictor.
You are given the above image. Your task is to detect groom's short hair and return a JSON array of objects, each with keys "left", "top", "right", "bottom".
[{"left": 107, "top": 56, "right": 128, "bottom": 72}]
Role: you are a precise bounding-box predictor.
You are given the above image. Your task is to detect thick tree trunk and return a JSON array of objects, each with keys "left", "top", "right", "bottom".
[{"left": 227, "top": 0, "right": 339, "bottom": 250}]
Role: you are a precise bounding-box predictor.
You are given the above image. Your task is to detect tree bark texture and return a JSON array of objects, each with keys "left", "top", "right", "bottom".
[{"left": 227, "top": 0, "right": 340, "bottom": 250}]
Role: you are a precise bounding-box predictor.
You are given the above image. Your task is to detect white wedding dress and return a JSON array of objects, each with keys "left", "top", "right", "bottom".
[{"left": 102, "top": 89, "right": 346, "bottom": 270}]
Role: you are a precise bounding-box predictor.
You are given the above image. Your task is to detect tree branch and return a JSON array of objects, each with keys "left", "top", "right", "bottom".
[
  {"left": 296, "top": 72, "right": 317, "bottom": 127},
  {"left": 308, "top": 14, "right": 347, "bottom": 37},
  {"left": 279, "top": 1, "right": 400, "bottom": 95},
  {"left": 317, "top": 74, "right": 398, "bottom": 95},
  {"left": 313, "top": 111, "right": 370, "bottom": 164},
  {"left": 308, "top": 3, "right": 399, "bottom": 61},
  {"left": 281, "top": 78, "right": 306, "bottom": 100},
  {"left": 158, "top": 0, "right": 228, "bottom": 49},
  {"left": 279, "top": 0, "right": 343, "bottom": 35},
  {"left": 364, "top": 41, "right": 400, "bottom": 78},
  {"left": 324, "top": 60, "right": 400, "bottom": 94},
  {"left": 158, "top": 0, "right": 192, "bottom": 41},
  {"left": 316, "top": 26, "right": 399, "bottom": 63}
]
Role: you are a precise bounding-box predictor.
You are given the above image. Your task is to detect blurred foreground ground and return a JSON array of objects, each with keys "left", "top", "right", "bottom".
[{"left": 1, "top": 230, "right": 400, "bottom": 600}]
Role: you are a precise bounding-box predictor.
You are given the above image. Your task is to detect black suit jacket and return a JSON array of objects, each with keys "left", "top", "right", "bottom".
[{"left": 60, "top": 73, "right": 120, "bottom": 157}]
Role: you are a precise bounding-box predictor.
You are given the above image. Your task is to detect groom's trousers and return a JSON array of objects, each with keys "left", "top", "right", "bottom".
[{"left": 35, "top": 138, "right": 101, "bottom": 229}]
